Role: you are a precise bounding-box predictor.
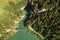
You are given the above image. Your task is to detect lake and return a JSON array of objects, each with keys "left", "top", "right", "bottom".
[{"left": 8, "top": 11, "right": 39, "bottom": 40}]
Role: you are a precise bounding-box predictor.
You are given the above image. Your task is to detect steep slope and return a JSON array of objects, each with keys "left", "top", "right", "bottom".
[{"left": 0, "top": 0, "right": 27, "bottom": 40}]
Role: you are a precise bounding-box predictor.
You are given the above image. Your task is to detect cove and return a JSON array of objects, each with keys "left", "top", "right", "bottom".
[
  {"left": 8, "top": 2, "right": 39, "bottom": 40},
  {"left": 8, "top": 11, "right": 39, "bottom": 40}
]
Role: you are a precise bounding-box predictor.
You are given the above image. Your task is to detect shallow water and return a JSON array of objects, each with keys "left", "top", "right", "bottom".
[{"left": 8, "top": 14, "right": 39, "bottom": 40}]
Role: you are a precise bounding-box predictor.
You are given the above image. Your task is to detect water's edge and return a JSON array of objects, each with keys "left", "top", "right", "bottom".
[{"left": 8, "top": 10, "right": 39, "bottom": 40}]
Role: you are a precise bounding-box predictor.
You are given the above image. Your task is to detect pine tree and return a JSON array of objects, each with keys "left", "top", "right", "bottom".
[{"left": 25, "top": 0, "right": 60, "bottom": 40}]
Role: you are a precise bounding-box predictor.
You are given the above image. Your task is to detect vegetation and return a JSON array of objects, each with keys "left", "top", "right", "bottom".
[
  {"left": 25, "top": 0, "right": 60, "bottom": 40},
  {"left": 0, "top": 0, "right": 60, "bottom": 40},
  {"left": 0, "top": 0, "right": 27, "bottom": 40}
]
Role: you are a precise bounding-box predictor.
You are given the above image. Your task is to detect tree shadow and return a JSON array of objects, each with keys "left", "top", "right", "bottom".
[{"left": 23, "top": 1, "right": 33, "bottom": 26}]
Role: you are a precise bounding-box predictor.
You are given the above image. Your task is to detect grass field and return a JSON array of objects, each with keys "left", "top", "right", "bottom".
[{"left": 0, "top": 0, "right": 21, "bottom": 15}]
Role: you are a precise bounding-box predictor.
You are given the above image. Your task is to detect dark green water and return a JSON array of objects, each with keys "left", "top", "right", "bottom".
[{"left": 8, "top": 16, "right": 39, "bottom": 40}]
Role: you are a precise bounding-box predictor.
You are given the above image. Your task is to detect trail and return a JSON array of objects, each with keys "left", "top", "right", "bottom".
[{"left": 28, "top": 25, "right": 44, "bottom": 40}]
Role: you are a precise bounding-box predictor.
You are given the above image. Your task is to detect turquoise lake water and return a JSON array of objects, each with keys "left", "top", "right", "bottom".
[
  {"left": 8, "top": 13, "right": 39, "bottom": 40},
  {"left": 8, "top": 20, "right": 39, "bottom": 40}
]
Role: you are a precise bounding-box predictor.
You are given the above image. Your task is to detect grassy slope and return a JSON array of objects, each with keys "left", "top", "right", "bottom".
[{"left": 0, "top": 0, "right": 26, "bottom": 40}]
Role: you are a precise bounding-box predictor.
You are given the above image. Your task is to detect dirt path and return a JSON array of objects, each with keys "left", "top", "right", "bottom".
[{"left": 28, "top": 25, "right": 44, "bottom": 40}]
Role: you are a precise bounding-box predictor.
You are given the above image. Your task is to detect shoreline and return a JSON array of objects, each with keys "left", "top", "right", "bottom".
[
  {"left": 5, "top": 15, "right": 25, "bottom": 33},
  {"left": 28, "top": 25, "right": 44, "bottom": 40}
]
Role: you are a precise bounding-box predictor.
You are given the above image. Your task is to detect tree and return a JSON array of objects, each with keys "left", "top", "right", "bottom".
[{"left": 25, "top": 0, "right": 60, "bottom": 40}]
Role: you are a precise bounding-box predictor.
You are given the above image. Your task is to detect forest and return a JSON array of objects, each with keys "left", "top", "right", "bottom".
[{"left": 0, "top": 0, "right": 60, "bottom": 40}]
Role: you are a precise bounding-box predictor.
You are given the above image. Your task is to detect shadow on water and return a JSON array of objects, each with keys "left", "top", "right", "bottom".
[
  {"left": 8, "top": 1, "right": 39, "bottom": 40},
  {"left": 23, "top": 1, "right": 34, "bottom": 26}
]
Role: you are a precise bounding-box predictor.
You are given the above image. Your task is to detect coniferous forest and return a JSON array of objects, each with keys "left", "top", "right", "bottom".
[
  {"left": 0, "top": 0, "right": 60, "bottom": 40},
  {"left": 25, "top": 0, "right": 60, "bottom": 40}
]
